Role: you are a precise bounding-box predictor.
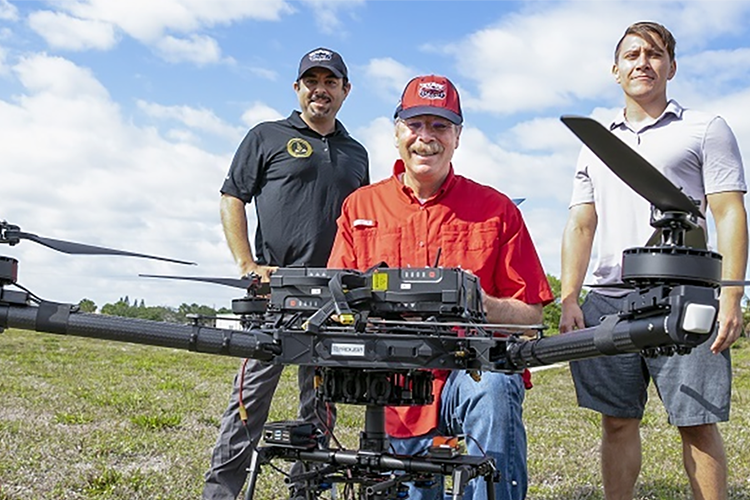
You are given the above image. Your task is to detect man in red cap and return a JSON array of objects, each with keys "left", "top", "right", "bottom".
[{"left": 328, "top": 75, "right": 553, "bottom": 500}]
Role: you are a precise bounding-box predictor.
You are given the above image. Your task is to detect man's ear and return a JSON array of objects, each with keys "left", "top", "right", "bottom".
[
  {"left": 668, "top": 60, "right": 677, "bottom": 80},
  {"left": 343, "top": 81, "right": 352, "bottom": 98},
  {"left": 293, "top": 80, "right": 300, "bottom": 92},
  {"left": 612, "top": 63, "right": 621, "bottom": 84},
  {"left": 455, "top": 125, "right": 462, "bottom": 149}
]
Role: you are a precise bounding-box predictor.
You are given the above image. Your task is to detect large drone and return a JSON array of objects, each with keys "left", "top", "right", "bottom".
[{"left": 0, "top": 116, "right": 741, "bottom": 500}]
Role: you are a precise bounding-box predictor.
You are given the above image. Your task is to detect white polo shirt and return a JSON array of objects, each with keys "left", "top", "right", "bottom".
[{"left": 569, "top": 100, "right": 746, "bottom": 291}]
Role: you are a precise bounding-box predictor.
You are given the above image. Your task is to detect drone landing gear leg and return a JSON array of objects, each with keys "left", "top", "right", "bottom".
[{"left": 244, "top": 448, "right": 262, "bottom": 500}]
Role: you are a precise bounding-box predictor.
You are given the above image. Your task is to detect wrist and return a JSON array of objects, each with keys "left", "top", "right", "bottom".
[{"left": 561, "top": 295, "right": 580, "bottom": 306}]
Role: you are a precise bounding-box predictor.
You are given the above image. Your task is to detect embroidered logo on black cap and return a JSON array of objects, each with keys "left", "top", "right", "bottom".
[
  {"left": 287, "top": 138, "right": 313, "bottom": 158},
  {"left": 418, "top": 82, "right": 446, "bottom": 100},
  {"left": 308, "top": 49, "right": 333, "bottom": 62}
]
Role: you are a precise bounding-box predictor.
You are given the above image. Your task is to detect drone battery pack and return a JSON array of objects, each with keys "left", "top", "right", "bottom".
[
  {"left": 263, "top": 420, "right": 318, "bottom": 449},
  {"left": 367, "top": 267, "right": 484, "bottom": 320},
  {"left": 267, "top": 267, "right": 485, "bottom": 321}
]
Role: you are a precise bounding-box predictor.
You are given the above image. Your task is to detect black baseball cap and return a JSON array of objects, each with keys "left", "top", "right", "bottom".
[{"left": 297, "top": 48, "right": 348, "bottom": 80}]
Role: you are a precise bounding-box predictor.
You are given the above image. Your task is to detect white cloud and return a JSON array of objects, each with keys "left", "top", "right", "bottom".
[
  {"left": 62, "top": 0, "right": 293, "bottom": 42},
  {"left": 356, "top": 116, "right": 398, "bottom": 184},
  {"left": 445, "top": 1, "right": 750, "bottom": 116},
  {"left": 28, "top": 10, "right": 117, "bottom": 51},
  {"left": 503, "top": 117, "right": 581, "bottom": 153},
  {"left": 675, "top": 48, "right": 750, "bottom": 101},
  {"left": 240, "top": 102, "right": 284, "bottom": 129},
  {"left": 362, "top": 57, "right": 415, "bottom": 103},
  {"left": 137, "top": 100, "right": 245, "bottom": 142},
  {"left": 154, "top": 34, "right": 228, "bottom": 65},
  {"left": 14, "top": 53, "right": 109, "bottom": 100},
  {"left": 0, "top": 0, "right": 18, "bottom": 21},
  {"left": 22, "top": 0, "right": 294, "bottom": 65},
  {"left": 0, "top": 46, "right": 7, "bottom": 75},
  {"left": 299, "top": 0, "right": 365, "bottom": 35},
  {"left": 453, "top": 126, "right": 574, "bottom": 206},
  {"left": 446, "top": 3, "right": 631, "bottom": 114},
  {"left": 1, "top": 54, "right": 240, "bottom": 307}
]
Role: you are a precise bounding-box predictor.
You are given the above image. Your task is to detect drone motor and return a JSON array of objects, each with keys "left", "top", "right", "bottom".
[{"left": 622, "top": 246, "right": 722, "bottom": 288}]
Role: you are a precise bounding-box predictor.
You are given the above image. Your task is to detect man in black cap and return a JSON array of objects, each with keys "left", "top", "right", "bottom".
[{"left": 202, "top": 47, "right": 369, "bottom": 500}]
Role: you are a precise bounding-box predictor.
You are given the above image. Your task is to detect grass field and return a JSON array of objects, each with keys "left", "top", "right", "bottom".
[{"left": 1, "top": 328, "right": 749, "bottom": 499}]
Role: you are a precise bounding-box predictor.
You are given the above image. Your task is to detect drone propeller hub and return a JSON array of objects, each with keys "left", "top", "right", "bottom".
[
  {"left": 649, "top": 208, "right": 702, "bottom": 247},
  {"left": 622, "top": 246, "right": 722, "bottom": 288},
  {"left": 232, "top": 296, "right": 270, "bottom": 315}
]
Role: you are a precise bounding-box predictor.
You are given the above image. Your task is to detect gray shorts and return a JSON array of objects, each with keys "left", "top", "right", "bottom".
[{"left": 569, "top": 292, "right": 731, "bottom": 426}]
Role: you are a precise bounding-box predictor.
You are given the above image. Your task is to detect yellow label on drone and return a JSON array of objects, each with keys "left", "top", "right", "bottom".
[{"left": 372, "top": 272, "right": 388, "bottom": 291}]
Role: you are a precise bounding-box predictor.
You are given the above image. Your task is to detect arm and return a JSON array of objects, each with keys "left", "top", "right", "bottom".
[
  {"left": 559, "top": 203, "right": 597, "bottom": 333},
  {"left": 706, "top": 190, "right": 748, "bottom": 352},
  {"left": 483, "top": 296, "right": 543, "bottom": 325},
  {"left": 220, "top": 193, "right": 277, "bottom": 281}
]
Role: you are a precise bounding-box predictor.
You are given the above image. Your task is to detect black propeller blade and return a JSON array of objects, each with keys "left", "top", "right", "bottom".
[
  {"left": 1, "top": 221, "right": 195, "bottom": 265},
  {"left": 560, "top": 116, "right": 703, "bottom": 219},
  {"left": 718, "top": 280, "right": 750, "bottom": 287},
  {"left": 139, "top": 274, "right": 271, "bottom": 294}
]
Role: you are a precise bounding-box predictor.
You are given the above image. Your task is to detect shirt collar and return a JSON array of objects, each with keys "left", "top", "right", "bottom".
[
  {"left": 610, "top": 99, "right": 684, "bottom": 132},
  {"left": 287, "top": 111, "right": 348, "bottom": 137},
  {"left": 391, "top": 159, "right": 457, "bottom": 204}
]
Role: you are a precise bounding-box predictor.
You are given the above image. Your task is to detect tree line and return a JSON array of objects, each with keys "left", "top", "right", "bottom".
[{"left": 77, "top": 296, "right": 231, "bottom": 324}]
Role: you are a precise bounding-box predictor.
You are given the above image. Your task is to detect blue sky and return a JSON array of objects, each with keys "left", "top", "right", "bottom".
[{"left": 2, "top": 0, "right": 750, "bottom": 309}]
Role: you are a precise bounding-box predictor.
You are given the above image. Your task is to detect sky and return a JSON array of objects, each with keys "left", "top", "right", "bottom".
[{"left": 2, "top": 0, "right": 750, "bottom": 311}]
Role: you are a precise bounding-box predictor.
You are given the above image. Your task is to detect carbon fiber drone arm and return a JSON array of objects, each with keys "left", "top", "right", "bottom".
[
  {"left": 0, "top": 299, "right": 278, "bottom": 362},
  {"left": 1, "top": 282, "right": 717, "bottom": 372}
]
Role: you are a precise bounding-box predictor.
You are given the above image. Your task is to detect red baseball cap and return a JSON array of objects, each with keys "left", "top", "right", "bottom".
[{"left": 394, "top": 75, "right": 463, "bottom": 125}]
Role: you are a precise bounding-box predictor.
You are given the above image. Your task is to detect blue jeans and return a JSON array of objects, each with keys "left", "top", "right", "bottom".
[{"left": 389, "top": 371, "right": 527, "bottom": 500}]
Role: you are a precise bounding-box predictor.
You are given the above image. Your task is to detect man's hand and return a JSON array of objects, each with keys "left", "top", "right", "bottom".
[
  {"left": 711, "top": 289, "right": 744, "bottom": 353},
  {"left": 240, "top": 262, "right": 278, "bottom": 282},
  {"left": 559, "top": 298, "right": 585, "bottom": 333}
]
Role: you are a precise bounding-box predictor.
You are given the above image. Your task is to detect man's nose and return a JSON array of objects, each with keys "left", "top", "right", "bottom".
[
  {"left": 635, "top": 51, "right": 651, "bottom": 68},
  {"left": 415, "top": 125, "right": 438, "bottom": 140}
]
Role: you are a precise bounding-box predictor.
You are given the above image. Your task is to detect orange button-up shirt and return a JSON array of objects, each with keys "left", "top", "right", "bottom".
[{"left": 328, "top": 160, "right": 553, "bottom": 437}]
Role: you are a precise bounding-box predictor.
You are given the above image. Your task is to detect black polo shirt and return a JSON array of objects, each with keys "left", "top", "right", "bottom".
[{"left": 221, "top": 111, "right": 369, "bottom": 267}]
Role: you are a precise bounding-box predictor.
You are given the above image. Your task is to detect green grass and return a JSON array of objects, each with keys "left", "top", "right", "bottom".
[{"left": 1, "top": 328, "right": 749, "bottom": 499}]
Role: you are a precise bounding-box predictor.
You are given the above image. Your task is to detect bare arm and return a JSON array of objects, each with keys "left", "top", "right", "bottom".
[
  {"left": 559, "top": 203, "right": 597, "bottom": 333},
  {"left": 219, "top": 193, "right": 277, "bottom": 281},
  {"left": 483, "top": 295, "right": 543, "bottom": 326},
  {"left": 706, "top": 191, "right": 748, "bottom": 353}
]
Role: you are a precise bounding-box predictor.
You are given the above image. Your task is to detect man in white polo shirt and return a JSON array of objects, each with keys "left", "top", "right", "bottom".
[{"left": 559, "top": 21, "right": 747, "bottom": 500}]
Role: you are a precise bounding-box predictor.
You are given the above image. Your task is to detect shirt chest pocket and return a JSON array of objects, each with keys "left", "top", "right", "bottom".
[
  {"left": 351, "top": 226, "right": 402, "bottom": 269},
  {"left": 438, "top": 221, "right": 499, "bottom": 272}
]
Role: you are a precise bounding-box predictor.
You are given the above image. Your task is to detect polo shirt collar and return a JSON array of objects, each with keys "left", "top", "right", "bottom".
[
  {"left": 610, "top": 99, "right": 684, "bottom": 132},
  {"left": 391, "top": 159, "right": 458, "bottom": 203},
  {"left": 287, "top": 111, "right": 349, "bottom": 137}
]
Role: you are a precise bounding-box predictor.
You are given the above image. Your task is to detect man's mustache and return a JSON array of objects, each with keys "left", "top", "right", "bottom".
[
  {"left": 310, "top": 93, "right": 331, "bottom": 103},
  {"left": 411, "top": 142, "right": 443, "bottom": 155}
]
